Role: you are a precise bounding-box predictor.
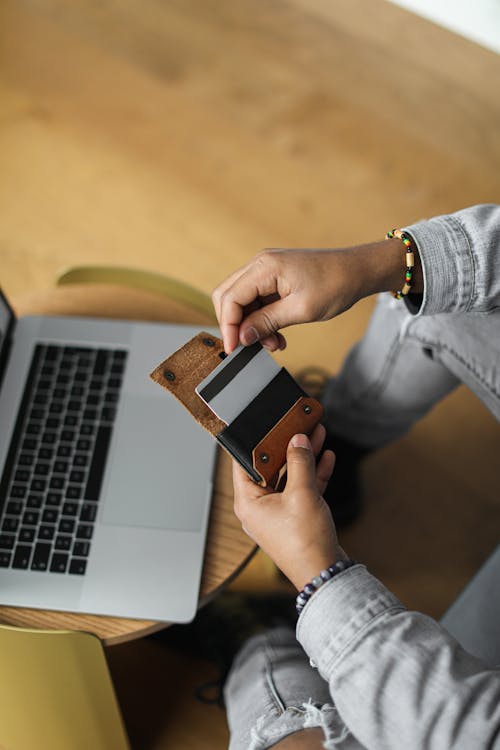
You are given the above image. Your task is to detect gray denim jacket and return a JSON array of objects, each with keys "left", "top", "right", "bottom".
[
  {"left": 405, "top": 203, "right": 500, "bottom": 316},
  {"left": 297, "top": 566, "right": 500, "bottom": 749},
  {"left": 297, "top": 205, "right": 500, "bottom": 749}
]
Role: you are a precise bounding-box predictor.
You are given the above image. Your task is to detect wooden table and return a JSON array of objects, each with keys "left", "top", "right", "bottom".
[{"left": 0, "top": 284, "right": 256, "bottom": 645}]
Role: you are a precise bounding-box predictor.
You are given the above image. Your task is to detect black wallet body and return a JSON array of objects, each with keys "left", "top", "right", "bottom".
[{"left": 150, "top": 332, "right": 323, "bottom": 488}]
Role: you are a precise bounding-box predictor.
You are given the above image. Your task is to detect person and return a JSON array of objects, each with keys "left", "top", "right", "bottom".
[{"left": 211, "top": 204, "right": 500, "bottom": 749}]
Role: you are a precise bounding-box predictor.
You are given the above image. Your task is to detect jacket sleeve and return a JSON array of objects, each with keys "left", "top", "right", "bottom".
[
  {"left": 296, "top": 565, "right": 500, "bottom": 750},
  {"left": 403, "top": 204, "right": 500, "bottom": 316}
]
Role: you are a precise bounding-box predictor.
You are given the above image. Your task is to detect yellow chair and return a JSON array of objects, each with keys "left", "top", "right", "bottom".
[
  {"left": 56, "top": 265, "right": 217, "bottom": 322},
  {"left": 0, "top": 624, "right": 130, "bottom": 750}
]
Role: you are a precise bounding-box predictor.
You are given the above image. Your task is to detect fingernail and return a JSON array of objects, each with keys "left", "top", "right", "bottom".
[
  {"left": 291, "top": 434, "right": 310, "bottom": 450},
  {"left": 241, "top": 326, "right": 259, "bottom": 346}
]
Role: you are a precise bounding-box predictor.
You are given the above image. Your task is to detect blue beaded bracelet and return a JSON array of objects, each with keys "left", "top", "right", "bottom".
[{"left": 295, "top": 559, "right": 357, "bottom": 615}]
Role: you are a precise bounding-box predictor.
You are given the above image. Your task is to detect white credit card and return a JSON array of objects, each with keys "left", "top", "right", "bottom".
[{"left": 195, "top": 342, "right": 281, "bottom": 424}]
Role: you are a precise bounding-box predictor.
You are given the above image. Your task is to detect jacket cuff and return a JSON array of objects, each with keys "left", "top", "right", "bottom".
[
  {"left": 296, "top": 565, "right": 404, "bottom": 678},
  {"left": 402, "top": 213, "right": 474, "bottom": 316}
]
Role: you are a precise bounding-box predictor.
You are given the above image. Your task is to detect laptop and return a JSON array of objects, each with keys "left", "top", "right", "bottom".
[{"left": 0, "top": 287, "right": 217, "bottom": 622}]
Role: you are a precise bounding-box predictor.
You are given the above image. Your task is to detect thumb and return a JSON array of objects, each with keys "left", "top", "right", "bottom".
[
  {"left": 285, "top": 434, "right": 317, "bottom": 492},
  {"left": 239, "top": 296, "right": 300, "bottom": 346}
]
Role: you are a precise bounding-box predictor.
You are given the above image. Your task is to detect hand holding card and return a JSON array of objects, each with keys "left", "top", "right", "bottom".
[{"left": 150, "top": 332, "right": 323, "bottom": 488}]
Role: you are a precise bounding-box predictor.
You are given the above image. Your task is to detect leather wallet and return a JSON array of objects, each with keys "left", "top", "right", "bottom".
[{"left": 150, "top": 331, "right": 324, "bottom": 488}]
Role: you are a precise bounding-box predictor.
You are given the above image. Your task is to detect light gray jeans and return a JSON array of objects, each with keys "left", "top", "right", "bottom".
[
  {"left": 322, "top": 291, "right": 500, "bottom": 449},
  {"left": 224, "top": 292, "right": 500, "bottom": 749}
]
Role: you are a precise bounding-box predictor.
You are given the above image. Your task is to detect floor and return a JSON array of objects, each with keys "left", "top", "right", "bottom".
[{"left": 1, "top": 1, "right": 499, "bottom": 747}]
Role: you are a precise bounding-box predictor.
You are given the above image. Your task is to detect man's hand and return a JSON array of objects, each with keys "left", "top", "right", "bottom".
[
  {"left": 232, "top": 424, "right": 347, "bottom": 591},
  {"left": 212, "top": 241, "right": 422, "bottom": 353}
]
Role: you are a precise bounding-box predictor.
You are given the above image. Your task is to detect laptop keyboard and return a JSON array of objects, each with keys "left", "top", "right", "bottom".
[{"left": 0, "top": 344, "right": 128, "bottom": 576}]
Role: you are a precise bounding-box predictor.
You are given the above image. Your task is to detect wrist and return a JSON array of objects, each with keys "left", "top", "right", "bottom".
[
  {"left": 348, "top": 239, "right": 424, "bottom": 299},
  {"left": 295, "top": 558, "right": 357, "bottom": 616},
  {"left": 289, "top": 546, "right": 348, "bottom": 591}
]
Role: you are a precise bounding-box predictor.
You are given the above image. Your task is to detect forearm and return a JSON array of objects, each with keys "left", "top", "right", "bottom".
[
  {"left": 340, "top": 238, "right": 424, "bottom": 300},
  {"left": 310, "top": 238, "right": 424, "bottom": 321},
  {"left": 297, "top": 566, "right": 500, "bottom": 749},
  {"left": 337, "top": 203, "right": 500, "bottom": 317}
]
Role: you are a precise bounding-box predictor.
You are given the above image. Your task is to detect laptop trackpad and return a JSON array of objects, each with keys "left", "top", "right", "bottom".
[{"left": 101, "top": 396, "right": 215, "bottom": 532}]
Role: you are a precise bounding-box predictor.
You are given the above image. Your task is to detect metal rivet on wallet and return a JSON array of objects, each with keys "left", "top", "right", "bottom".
[
  {"left": 203, "top": 338, "right": 215, "bottom": 347},
  {"left": 164, "top": 370, "right": 176, "bottom": 381},
  {"left": 259, "top": 453, "right": 270, "bottom": 463},
  {"left": 303, "top": 404, "right": 312, "bottom": 414}
]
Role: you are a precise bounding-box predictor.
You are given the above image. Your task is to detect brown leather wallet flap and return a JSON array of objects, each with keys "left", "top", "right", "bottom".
[
  {"left": 252, "top": 395, "right": 323, "bottom": 486},
  {"left": 151, "top": 333, "right": 324, "bottom": 489},
  {"left": 149, "top": 331, "right": 226, "bottom": 436}
]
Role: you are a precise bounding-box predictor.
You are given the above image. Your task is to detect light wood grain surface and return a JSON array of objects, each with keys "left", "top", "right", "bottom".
[
  {"left": 0, "top": 286, "right": 256, "bottom": 645},
  {"left": 0, "top": 0, "right": 499, "bottom": 745}
]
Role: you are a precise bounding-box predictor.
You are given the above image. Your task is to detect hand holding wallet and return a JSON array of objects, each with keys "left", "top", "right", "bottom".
[{"left": 150, "top": 332, "right": 324, "bottom": 489}]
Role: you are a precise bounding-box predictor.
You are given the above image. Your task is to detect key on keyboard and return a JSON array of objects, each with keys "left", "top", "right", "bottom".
[{"left": 0, "top": 343, "right": 127, "bottom": 575}]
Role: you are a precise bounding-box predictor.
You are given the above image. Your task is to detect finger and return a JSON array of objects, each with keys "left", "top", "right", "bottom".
[
  {"left": 232, "top": 458, "right": 272, "bottom": 518},
  {"left": 316, "top": 449, "right": 336, "bottom": 495},
  {"left": 232, "top": 459, "right": 262, "bottom": 497},
  {"left": 236, "top": 296, "right": 302, "bottom": 347},
  {"left": 212, "top": 264, "right": 258, "bottom": 353},
  {"left": 218, "top": 266, "right": 281, "bottom": 352},
  {"left": 309, "top": 423, "right": 326, "bottom": 457},
  {"left": 277, "top": 332, "right": 287, "bottom": 350},
  {"left": 221, "top": 318, "right": 245, "bottom": 355},
  {"left": 212, "top": 263, "right": 250, "bottom": 322},
  {"left": 260, "top": 333, "right": 281, "bottom": 351},
  {"left": 225, "top": 297, "right": 270, "bottom": 353},
  {"left": 261, "top": 332, "right": 288, "bottom": 352},
  {"left": 285, "top": 434, "right": 317, "bottom": 492},
  {"left": 212, "top": 246, "right": 286, "bottom": 318}
]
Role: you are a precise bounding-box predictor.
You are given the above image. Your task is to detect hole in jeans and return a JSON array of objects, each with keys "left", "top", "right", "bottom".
[{"left": 422, "top": 346, "right": 434, "bottom": 360}]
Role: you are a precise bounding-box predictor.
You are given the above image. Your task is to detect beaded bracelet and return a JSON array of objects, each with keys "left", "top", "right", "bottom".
[
  {"left": 386, "top": 228, "right": 415, "bottom": 299},
  {"left": 295, "top": 559, "right": 357, "bottom": 615}
]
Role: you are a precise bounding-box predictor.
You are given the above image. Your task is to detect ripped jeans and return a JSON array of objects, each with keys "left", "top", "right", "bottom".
[{"left": 223, "top": 627, "right": 357, "bottom": 750}]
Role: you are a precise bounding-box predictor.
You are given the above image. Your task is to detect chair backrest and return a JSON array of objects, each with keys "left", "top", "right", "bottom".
[
  {"left": 56, "top": 265, "right": 217, "bottom": 321},
  {"left": 0, "top": 624, "right": 130, "bottom": 750}
]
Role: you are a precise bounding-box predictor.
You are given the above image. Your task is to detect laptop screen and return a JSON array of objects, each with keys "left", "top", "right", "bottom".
[{"left": 0, "top": 288, "right": 16, "bottom": 383}]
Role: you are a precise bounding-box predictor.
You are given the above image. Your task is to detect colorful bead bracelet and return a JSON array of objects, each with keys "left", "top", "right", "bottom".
[
  {"left": 295, "top": 559, "right": 357, "bottom": 616},
  {"left": 386, "top": 228, "right": 415, "bottom": 299}
]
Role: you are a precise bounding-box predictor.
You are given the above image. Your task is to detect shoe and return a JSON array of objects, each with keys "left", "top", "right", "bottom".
[
  {"left": 295, "top": 367, "right": 370, "bottom": 527},
  {"left": 295, "top": 366, "right": 331, "bottom": 401},
  {"left": 322, "top": 432, "right": 371, "bottom": 527},
  {"left": 153, "top": 591, "right": 297, "bottom": 706}
]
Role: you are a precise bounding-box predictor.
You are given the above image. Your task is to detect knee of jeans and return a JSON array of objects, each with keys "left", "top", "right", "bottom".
[
  {"left": 227, "top": 627, "right": 298, "bottom": 678},
  {"left": 248, "top": 701, "right": 350, "bottom": 750}
]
